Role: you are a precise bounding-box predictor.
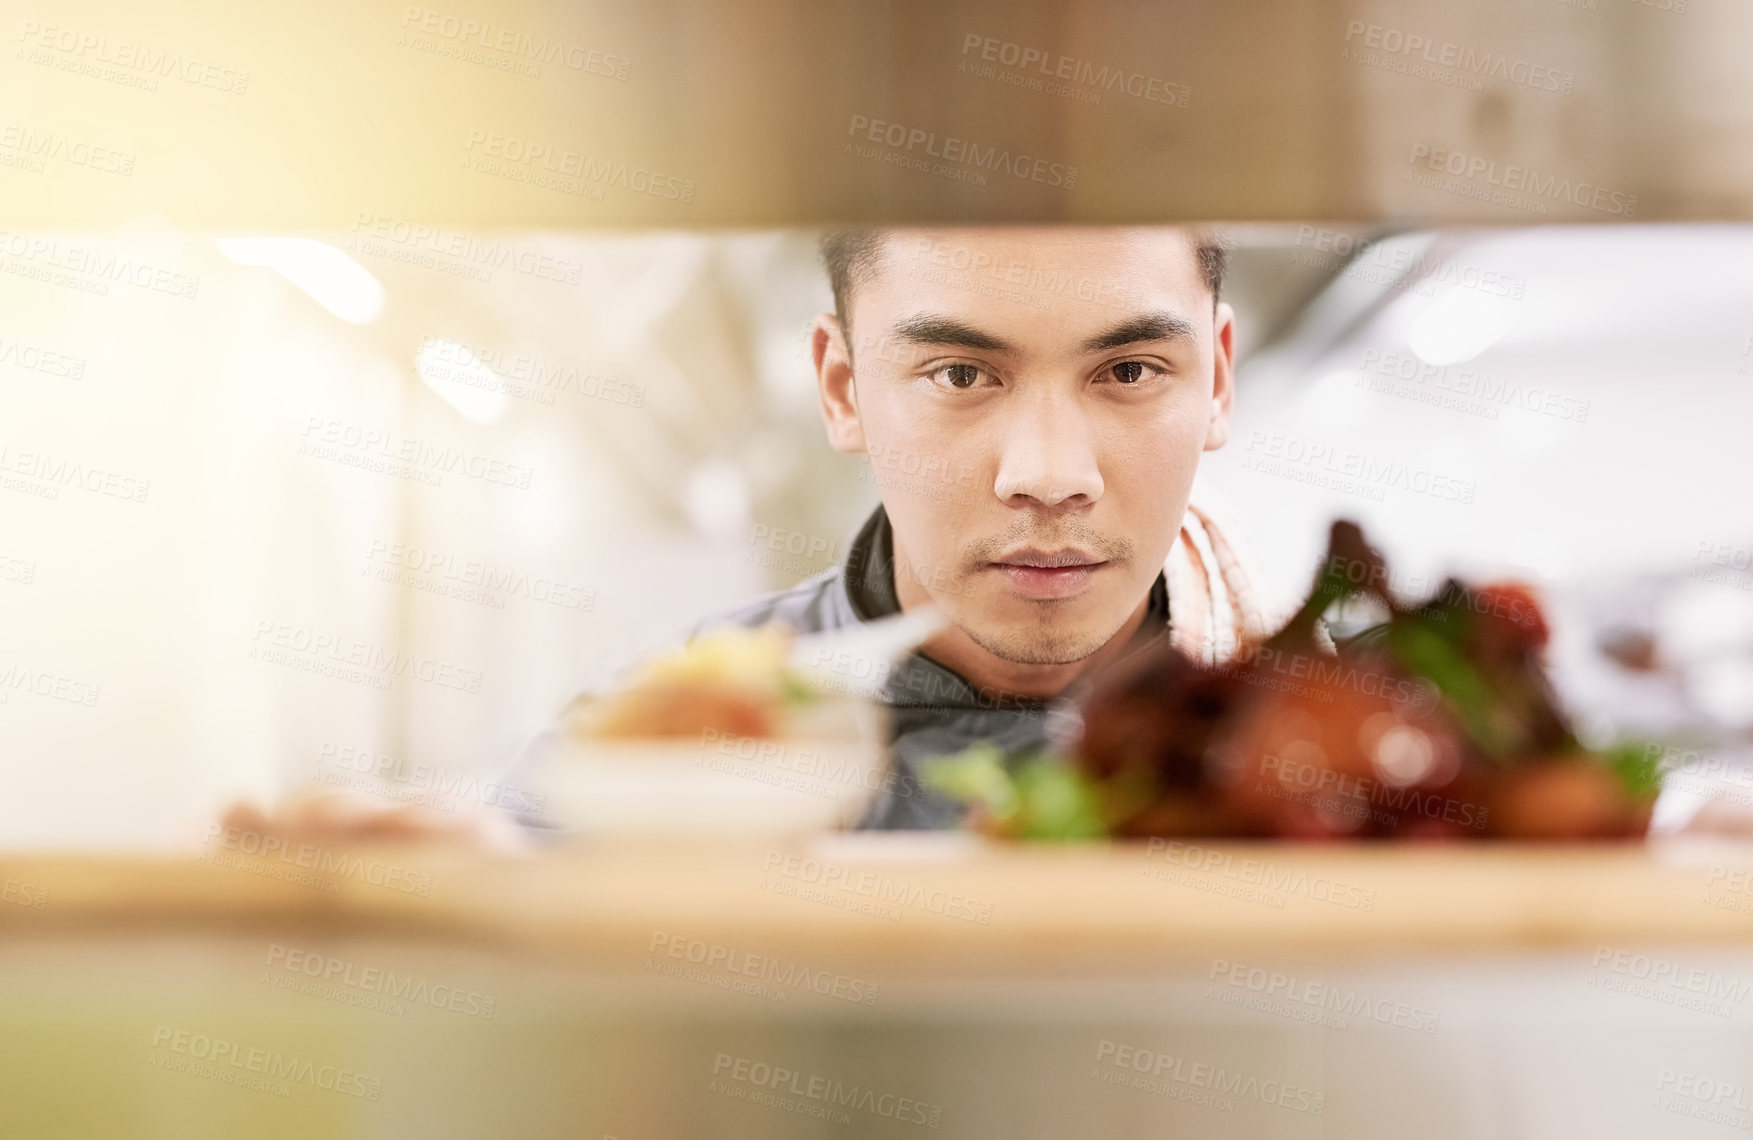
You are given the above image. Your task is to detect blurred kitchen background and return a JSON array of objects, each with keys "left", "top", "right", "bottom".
[
  {"left": 10, "top": 0, "right": 1753, "bottom": 848},
  {"left": 4, "top": 220, "right": 1752, "bottom": 846}
]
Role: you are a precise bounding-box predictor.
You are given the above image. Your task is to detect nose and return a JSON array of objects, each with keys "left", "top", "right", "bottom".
[{"left": 991, "top": 388, "right": 1104, "bottom": 509}]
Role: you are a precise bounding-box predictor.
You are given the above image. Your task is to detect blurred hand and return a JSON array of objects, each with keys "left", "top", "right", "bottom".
[
  {"left": 1677, "top": 798, "right": 1753, "bottom": 839},
  {"left": 219, "top": 787, "right": 532, "bottom": 855}
]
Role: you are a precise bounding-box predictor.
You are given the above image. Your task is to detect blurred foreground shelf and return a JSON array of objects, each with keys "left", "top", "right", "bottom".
[
  {"left": 10, "top": 838, "right": 1753, "bottom": 1139},
  {"left": 7, "top": 836, "right": 1753, "bottom": 968}
]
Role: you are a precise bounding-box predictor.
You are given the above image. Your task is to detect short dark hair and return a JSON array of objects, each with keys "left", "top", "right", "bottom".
[{"left": 819, "top": 226, "right": 1229, "bottom": 337}]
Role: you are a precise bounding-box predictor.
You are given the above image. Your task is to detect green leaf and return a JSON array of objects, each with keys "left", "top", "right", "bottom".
[
  {"left": 1386, "top": 622, "right": 1509, "bottom": 756},
  {"left": 1603, "top": 739, "right": 1664, "bottom": 800},
  {"left": 779, "top": 670, "right": 822, "bottom": 706},
  {"left": 1011, "top": 760, "right": 1107, "bottom": 841},
  {"left": 922, "top": 744, "right": 1108, "bottom": 841},
  {"left": 922, "top": 743, "right": 1019, "bottom": 821}
]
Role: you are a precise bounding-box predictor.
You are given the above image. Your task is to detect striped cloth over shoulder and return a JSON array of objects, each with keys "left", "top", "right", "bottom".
[{"left": 1165, "top": 502, "right": 1272, "bottom": 666}]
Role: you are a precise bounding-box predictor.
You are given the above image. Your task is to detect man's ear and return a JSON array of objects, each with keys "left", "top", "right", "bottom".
[
  {"left": 813, "top": 312, "right": 867, "bottom": 454},
  {"left": 1203, "top": 301, "right": 1237, "bottom": 451}
]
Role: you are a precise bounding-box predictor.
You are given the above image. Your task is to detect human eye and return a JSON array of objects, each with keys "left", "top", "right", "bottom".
[
  {"left": 1101, "top": 359, "right": 1167, "bottom": 386},
  {"left": 925, "top": 362, "right": 998, "bottom": 391}
]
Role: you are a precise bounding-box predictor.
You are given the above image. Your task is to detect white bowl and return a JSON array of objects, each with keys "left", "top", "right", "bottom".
[{"left": 526, "top": 697, "right": 890, "bottom": 837}]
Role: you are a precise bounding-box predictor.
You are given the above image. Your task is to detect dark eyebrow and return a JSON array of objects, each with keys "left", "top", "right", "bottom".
[
  {"left": 1078, "top": 313, "right": 1199, "bottom": 354},
  {"left": 890, "top": 315, "right": 1014, "bottom": 353}
]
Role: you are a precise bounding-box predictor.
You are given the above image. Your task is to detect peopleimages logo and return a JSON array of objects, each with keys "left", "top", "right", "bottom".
[
  {"left": 759, "top": 849, "right": 994, "bottom": 923},
  {"left": 0, "top": 662, "right": 100, "bottom": 707},
  {"left": 0, "top": 442, "right": 150, "bottom": 503},
  {"left": 149, "top": 1025, "right": 381, "bottom": 1099},
  {"left": 463, "top": 130, "right": 695, "bottom": 203},
  {"left": 901, "top": 236, "right": 1148, "bottom": 313},
  {"left": 264, "top": 944, "right": 495, "bottom": 1018},
  {"left": 845, "top": 114, "right": 1077, "bottom": 190},
  {"left": 0, "top": 231, "right": 200, "bottom": 298},
  {"left": 698, "top": 728, "right": 925, "bottom": 803},
  {"left": 364, "top": 538, "right": 594, "bottom": 611},
  {"left": 1589, "top": 945, "right": 1750, "bottom": 1018},
  {"left": 398, "top": 7, "right": 630, "bottom": 79},
  {"left": 1230, "top": 644, "right": 1436, "bottom": 709},
  {"left": 710, "top": 1053, "right": 943, "bottom": 1128},
  {"left": 250, "top": 619, "right": 485, "bottom": 694},
  {"left": 202, "top": 823, "right": 434, "bottom": 896},
  {"left": 0, "top": 333, "right": 86, "bottom": 379},
  {"left": 1143, "top": 839, "right": 1378, "bottom": 911},
  {"left": 315, "top": 741, "right": 548, "bottom": 816},
  {"left": 16, "top": 21, "right": 251, "bottom": 93},
  {"left": 1255, "top": 750, "right": 1487, "bottom": 831},
  {"left": 1241, "top": 430, "right": 1477, "bottom": 504},
  {"left": 647, "top": 931, "right": 880, "bottom": 1005},
  {"left": 348, "top": 214, "right": 585, "bottom": 285},
  {"left": 957, "top": 33, "right": 1190, "bottom": 108},
  {"left": 1092, "top": 1039, "right": 1325, "bottom": 1114},
  {"left": 1207, "top": 959, "right": 1443, "bottom": 1033},
  {"left": 416, "top": 337, "right": 645, "bottom": 408},
  {"left": 2, "top": 875, "right": 48, "bottom": 909},
  {"left": 1293, "top": 226, "right": 1529, "bottom": 300},
  {"left": 1342, "top": 21, "right": 1575, "bottom": 94},
  {"left": 1656, "top": 1069, "right": 1753, "bottom": 1118},
  {"left": 1406, "top": 144, "right": 1639, "bottom": 217},
  {"left": 1358, "top": 350, "right": 1591, "bottom": 424},
  {"left": 0, "top": 124, "right": 136, "bottom": 175},
  {"left": 298, "top": 416, "right": 534, "bottom": 490}
]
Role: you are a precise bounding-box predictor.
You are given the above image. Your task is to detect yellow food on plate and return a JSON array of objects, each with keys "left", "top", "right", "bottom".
[{"left": 569, "top": 626, "right": 812, "bottom": 740}]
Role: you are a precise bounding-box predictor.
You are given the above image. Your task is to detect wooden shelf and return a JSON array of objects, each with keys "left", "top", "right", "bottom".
[{"left": 7, "top": 836, "right": 1753, "bottom": 971}]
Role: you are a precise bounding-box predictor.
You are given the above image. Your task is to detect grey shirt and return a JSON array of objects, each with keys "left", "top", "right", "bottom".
[{"left": 692, "top": 504, "right": 1172, "bottom": 829}]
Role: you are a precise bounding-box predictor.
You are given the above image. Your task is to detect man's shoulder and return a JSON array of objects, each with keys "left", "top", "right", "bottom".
[{"left": 687, "top": 567, "right": 860, "bottom": 640}]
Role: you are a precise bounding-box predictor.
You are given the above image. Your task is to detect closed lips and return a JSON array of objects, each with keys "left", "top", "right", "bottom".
[{"left": 993, "top": 548, "right": 1103, "bottom": 568}]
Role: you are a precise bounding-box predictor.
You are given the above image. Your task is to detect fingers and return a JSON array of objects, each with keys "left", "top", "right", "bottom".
[
  {"left": 220, "top": 800, "right": 273, "bottom": 835},
  {"left": 1682, "top": 799, "right": 1753, "bottom": 837},
  {"left": 221, "top": 787, "right": 529, "bottom": 851}
]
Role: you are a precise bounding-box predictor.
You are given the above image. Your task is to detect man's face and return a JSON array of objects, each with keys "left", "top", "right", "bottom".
[{"left": 814, "top": 227, "right": 1235, "bottom": 667}]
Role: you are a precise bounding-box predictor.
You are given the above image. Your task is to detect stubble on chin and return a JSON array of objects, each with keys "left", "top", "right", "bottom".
[{"left": 956, "top": 599, "right": 1122, "bottom": 667}]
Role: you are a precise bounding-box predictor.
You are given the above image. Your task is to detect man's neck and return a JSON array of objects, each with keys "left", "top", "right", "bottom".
[{"left": 891, "top": 551, "right": 1155, "bottom": 702}]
